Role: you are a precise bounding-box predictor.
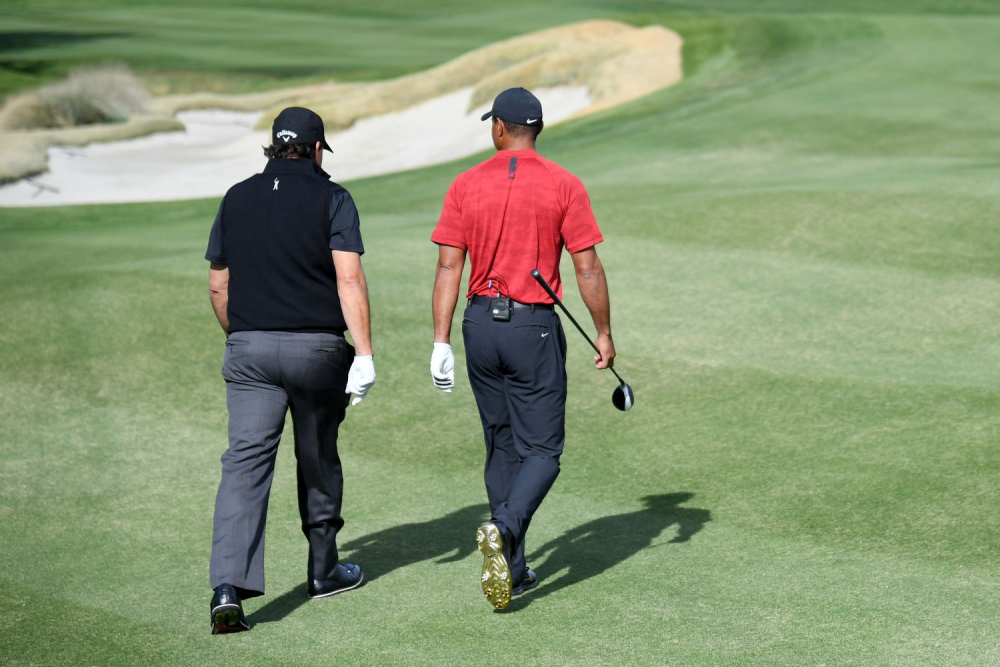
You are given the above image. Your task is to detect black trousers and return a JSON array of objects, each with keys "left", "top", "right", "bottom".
[
  {"left": 462, "top": 301, "right": 568, "bottom": 581},
  {"left": 210, "top": 331, "right": 352, "bottom": 597}
]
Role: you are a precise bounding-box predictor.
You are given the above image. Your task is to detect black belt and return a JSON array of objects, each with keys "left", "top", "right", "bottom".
[{"left": 468, "top": 295, "right": 554, "bottom": 311}]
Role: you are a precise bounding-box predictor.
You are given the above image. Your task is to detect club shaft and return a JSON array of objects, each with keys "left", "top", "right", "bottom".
[{"left": 531, "top": 269, "right": 625, "bottom": 385}]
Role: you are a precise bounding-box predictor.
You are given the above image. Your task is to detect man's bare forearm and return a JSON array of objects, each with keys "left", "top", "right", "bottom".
[
  {"left": 210, "top": 292, "right": 229, "bottom": 334},
  {"left": 432, "top": 268, "right": 461, "bottom": 343},
  {"left": 333, "top": 251, "right": 373, "bottom": 355},
  {"left": 571, "top": 247, "right": 615, "bottom": 369},
  {"left": 338, "top": 274, "right": 373, "bottom": 355},
  {"left": 208, "top": 263, "right": 230, "bottom": 335},
  {"left": 433, "top": 247, "right": 466, "bottom": 343},
  {"left": 575, "top": 256, "right": 611, "bottom": 336}
]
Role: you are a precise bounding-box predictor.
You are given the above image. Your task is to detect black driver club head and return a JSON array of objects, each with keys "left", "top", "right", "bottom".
[
  {"left": 612, "top": 382, "right": 634, "bottom": 412},
  {"left": 531, "top": 268, "right": 635, "bottom": 414}
]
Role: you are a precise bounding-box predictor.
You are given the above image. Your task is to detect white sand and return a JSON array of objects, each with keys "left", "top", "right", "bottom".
[{"left": 0, "top": 86, "right": 590, "bottom": 207}]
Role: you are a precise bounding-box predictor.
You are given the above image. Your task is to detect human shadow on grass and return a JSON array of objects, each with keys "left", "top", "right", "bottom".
[
  {"left": 509, "top": 492, "right": 710, "bottom": 610},
  {"left": 248, "top": 504, "right": 487, "bottom": 625},
  {"left": 247, "top": 582, "right": 309, "bottom": 625},
  {"left": 340, "top": 504, "right": 488, "bottom": 581}
]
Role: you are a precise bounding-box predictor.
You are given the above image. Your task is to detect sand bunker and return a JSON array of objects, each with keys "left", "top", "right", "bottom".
[
  {"left": 0, "top": 19, "right": 682, "bottom": 205},
  {"left": 153, "top": 19, "right": 683, "bottom": 131},
  {"left": 0, "top": 87, "right": 590, "bottom": 206}
]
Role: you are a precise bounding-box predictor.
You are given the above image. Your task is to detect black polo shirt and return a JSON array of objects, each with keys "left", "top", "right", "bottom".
[{"left": 205, "top": 158, "right": 365, "bottom": 334}]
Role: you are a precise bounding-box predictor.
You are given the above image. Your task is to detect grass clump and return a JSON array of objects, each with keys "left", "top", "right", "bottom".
[{"left": 0, "top": 65, "right": 149, "bottom": 131}]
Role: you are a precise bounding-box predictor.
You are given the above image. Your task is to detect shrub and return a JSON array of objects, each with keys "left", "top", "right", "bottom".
[{"left": 0, "top": 65, "right": 150, "bottom": 131}]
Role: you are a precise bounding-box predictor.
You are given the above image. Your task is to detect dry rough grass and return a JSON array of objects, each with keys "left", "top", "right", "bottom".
[
  {"left": 0, "top": 65, "right": 172, "bottom": 182},
  {"left": 0, "top": 65, "right": 149, "bottom": 131},
  {"left": 0, "top": 21, "right": 681, "bottom": 183}
]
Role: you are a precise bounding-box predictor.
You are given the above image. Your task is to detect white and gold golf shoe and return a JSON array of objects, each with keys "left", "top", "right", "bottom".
[{"left": 476, "top": 521, "right": 512, "bottom": 610}]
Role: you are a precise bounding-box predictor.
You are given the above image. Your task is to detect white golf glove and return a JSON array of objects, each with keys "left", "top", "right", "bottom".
[
  {"left": 345, "top": 354, "right": 376, "bottom": 406},
  {"left": 430, "top": 342, "right": 455, "bottom": 392}
]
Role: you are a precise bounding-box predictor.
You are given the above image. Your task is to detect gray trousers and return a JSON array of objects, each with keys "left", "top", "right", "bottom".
[{"left": 209, "top": 331, "right": 353, "bottom": 598}]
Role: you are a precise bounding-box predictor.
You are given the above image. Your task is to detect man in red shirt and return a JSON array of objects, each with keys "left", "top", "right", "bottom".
[{"left": 430, "top": 87, "right": 617, "bottom": 610}]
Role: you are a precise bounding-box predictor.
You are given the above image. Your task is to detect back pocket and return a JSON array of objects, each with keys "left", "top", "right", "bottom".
[{"left": 514, "top": 323, "right": 551, "bottom": 340}]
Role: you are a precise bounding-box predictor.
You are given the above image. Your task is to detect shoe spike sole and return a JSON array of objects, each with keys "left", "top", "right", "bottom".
[
  {"left": 476, "top": 522, "right": 512, "bottom": 610},
  {"left": 211, "top": 605, "right": 249, "bottom": 635}
]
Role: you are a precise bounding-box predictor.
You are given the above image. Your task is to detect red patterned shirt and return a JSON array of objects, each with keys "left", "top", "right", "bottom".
[{"left": 432, "top": 149, "right": 603, "bottom": 303}]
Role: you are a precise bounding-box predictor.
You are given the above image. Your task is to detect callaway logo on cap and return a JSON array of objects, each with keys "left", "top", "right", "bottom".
[
  {"left": 481, "top": 87, "right": 543, "bottom": 127},
  {"left": 271, "top": 107, "right": 333, "bottom": 152}
]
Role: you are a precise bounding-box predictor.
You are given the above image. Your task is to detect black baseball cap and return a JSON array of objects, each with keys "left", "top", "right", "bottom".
[
  {"left": 480, "top": 87, "right": 543, "bottom": 126},
  {"left": 271, "top": 107, "right": 332, "bottom": 152}
]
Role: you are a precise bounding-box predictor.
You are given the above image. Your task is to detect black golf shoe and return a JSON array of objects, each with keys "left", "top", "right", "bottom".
[
  {"left": 476, "top": 521, "right": 513, "bottom": 610},
  {"left": 512, "top": 568, "right": 538, "bottom": 596},
  {"left": 308, "top": 563, "right": 365, "bottom": 599},
  {"left": 210, "top": 584, "right": 250, "bottom": 635}
]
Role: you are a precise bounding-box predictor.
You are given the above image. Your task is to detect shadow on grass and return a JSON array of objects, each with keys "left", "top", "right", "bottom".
[
  {"left": 0, "top": 32, "right": 129, "bottom": 54},
  {"left": 248, "top": 504, "right": 488, "bottom": 625},
  {"left": 340, "top": 504, "right": 488, "bottom": 581},
  {"left": 509, "top": 492, "right": 710, "bottom": 610},
  {"left": 247, "top": 582, "right": 308, "bottom": 625}
]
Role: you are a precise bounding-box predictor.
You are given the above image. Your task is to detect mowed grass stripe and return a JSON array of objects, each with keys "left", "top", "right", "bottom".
[
  {"left": 3, "top": 324, "right": 998, "bottom": 557},
  {"left": 3, "top": 450, "right": 1000, "bottom": 665},
  {"left": 3, "top": 192, "right": 998, "bottom": 389}
]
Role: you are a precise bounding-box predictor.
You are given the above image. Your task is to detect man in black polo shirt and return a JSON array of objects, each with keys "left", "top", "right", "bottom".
[{"left": 204, "top": 107, "right": 375, "bottom": 634}]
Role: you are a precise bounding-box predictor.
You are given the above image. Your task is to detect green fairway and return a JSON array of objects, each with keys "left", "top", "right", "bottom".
[
  {"left": 0, "top": 0, "right": 666, "bottom": 96},
  {"left": 2, "top": 2, "right": 1000, "bottom": 665},
  {"left": 1, "top": 0, "right": 998, "bottom": 96}
]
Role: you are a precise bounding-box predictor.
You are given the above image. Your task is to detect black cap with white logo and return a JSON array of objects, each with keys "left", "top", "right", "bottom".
[
  {"left": 271, "top": 107, "right": 333, "bottom": 152},
  {"left": 480, "top": 87, "right": 543, "bottom": 127}
]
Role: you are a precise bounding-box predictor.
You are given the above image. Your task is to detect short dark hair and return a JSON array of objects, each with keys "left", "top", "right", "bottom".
[
  {"left": 263, "top": 142, "right": 316, "bottom": 159},
  {"left": 499, "top": 118, "right": 543, "bottom": 140}
]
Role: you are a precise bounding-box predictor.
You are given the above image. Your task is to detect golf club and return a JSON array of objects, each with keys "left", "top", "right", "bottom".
[{"left": 531, "top": 269, "right": 634, "bottom": 411}]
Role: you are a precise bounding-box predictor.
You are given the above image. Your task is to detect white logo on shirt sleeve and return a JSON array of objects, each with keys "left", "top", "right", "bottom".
[{"left": 273, "top": 178, "right": 280, "bottom": 191}]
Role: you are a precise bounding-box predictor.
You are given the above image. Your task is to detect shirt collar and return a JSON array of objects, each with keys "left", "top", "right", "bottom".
[
  {"left": 263, "top": 157, "right": 330, "bottom": 180},
  {"left": 494, "top": 149, "right": 538, "bottom": 159}
]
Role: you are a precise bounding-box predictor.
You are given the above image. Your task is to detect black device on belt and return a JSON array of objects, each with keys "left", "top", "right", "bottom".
[
  {"left": 469, "top": 295, "right": 555, "bottom": 317},
  {"left": 491, "top": 296, "right": 511, "bottom": 321}
]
